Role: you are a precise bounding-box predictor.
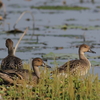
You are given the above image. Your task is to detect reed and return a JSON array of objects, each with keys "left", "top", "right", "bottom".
[
  {"left": 14, "top": 27, "right": 28, "bottom": 55},
  {"left": 13, "top": 10, "right": 35, "bottom": 33},
  {"left": 0, "top": 63, "right": 100, "bottom": 100}
]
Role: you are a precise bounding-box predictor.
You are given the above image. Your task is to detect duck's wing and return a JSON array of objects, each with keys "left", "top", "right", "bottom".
[
  {"left": 2, "top": 69, "right": 29, "bottom": 80},
  {"left": 0, "top": 71, "right": 14, "bottom": 84},
  {"left": 58, "top": 60, "right": 87, "bottom": 73},
  {"left": 1, "top": 56, "right": 23, "bottom": 70},
  {"left": 1, "top": 56, "right": 8, "bottom": 69},
  {"left": 13, "top": 56, "right": 23, "bottom": 69}
]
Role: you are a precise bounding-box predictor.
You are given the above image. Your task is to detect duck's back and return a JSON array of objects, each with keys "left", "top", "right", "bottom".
[
  {"left": 1, "top": 55, "right": 23, "bottom": 70},
  {"left": 2, "top": 69, "right": 39, "bottom": 85},
  {"left": 58, "top": 59, "right": 90, "bottom": 76},
  {"left": 16, "top": 70, "right": 39, "bottom": 84}
]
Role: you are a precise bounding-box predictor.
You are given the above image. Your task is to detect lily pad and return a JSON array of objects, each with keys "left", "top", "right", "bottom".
[{"left": 30, "top": 6, "right": 89, "bottom": 10}]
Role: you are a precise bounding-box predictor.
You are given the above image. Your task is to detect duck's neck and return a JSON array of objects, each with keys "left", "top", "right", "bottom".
[
  {"left": 33, "top": 65, "right": 40, "bottom": 79},
  {"left": 79, "top": 50, "right": 91, "bottom": 67},
  {"left": 8, "top": 47, "right": 14, "bottom": 56},
  {"left": 79, "top": 50, "right": 87, "bottom": 60}
]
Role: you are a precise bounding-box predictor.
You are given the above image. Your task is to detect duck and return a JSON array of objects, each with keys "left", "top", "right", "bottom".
[
  {"left": 1, "top": 38, "right": 23, "bottom": 70},
  {"left": 54, "top": 44, "right": 96, "bottom": 77},
  {"left": 0, "top": 1, "right": 3, "bottom": 8},
  {"left": 0, "top": 58, "right": 51, "bottom": 85}
]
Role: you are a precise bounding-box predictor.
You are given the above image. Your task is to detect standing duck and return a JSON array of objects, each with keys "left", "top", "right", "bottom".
[
  {"left": 0, "top": 58, "right": 51, "bottom": 85},
  {"left": 1, "top": 39, "right": 23, "bottom": 70},
  {"left": 56, "top": 44, "right": 96, "bottom": 77}
]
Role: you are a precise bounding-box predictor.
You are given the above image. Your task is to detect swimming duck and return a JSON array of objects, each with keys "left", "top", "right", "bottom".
[
  {"left": 1, "top": 39, "right": 23, "bottom": 70},
  {"left": 0, "top": 58, "right": 51, "bottom": 85},
  {"left": 55, "top": 44, "right": 96, "bottom": 77}
]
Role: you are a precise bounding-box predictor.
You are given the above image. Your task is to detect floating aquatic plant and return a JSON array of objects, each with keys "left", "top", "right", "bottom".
[
  {"left": 44, "top": 24, "right": 100, "bottom": 30},
  {"left": 31, "top": 6, "right": 89, "bottom": 10}
]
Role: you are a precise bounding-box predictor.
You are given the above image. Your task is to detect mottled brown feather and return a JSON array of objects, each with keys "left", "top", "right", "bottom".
[
  {"left": 53, "top": 44, "right": 96, "bottom": 77},
  {"left": 0, "top": 58, "right": 50, "bottom": 85},
  {"left": 1, "top": 39, "right": 23, "bottom": 70}
]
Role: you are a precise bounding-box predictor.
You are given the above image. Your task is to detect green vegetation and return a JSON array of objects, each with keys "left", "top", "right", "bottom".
[
  {"left": 96, "top": 6, "right": 100, "bottom": 8},
  {"left": 0, "top": 63, "right": 100, "bottom": 100},
  {"left": 31, "top": 6, "right": 89, "bottom": 10},
  {"left": 44, "top": 24, "right": 100, "bottom": 30},
  {"left": 17, "top": 46, "right": 33, "bottom": 52}
]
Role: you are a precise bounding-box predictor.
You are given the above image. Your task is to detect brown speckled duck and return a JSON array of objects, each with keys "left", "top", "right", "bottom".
[
  {"left": 55, "top": 44, "right": 96, "bottom": 77},
  {"left": 0, "top": 1, "right": 3, "bottom": 8},
  {"left": 1, "top": 39, "right": 23, "bottom": 70},
  {"left": 0, "top": 58, "right": 51, "bottom": 85}
]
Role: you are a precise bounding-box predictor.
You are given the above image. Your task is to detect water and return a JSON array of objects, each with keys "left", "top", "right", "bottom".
[{"left": 0, "top": 0, "right": 100, "bottom": 76}]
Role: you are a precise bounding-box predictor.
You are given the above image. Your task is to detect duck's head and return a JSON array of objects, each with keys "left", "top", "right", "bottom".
[
  {"left": 6, "top": 39, "right": 13, "bottom": 48},
  {"left": 32, "top": 58, "right": 51, "bottom": 68},
  {"left": 79, "top": 44, "right": 96, "bottom": 53}
]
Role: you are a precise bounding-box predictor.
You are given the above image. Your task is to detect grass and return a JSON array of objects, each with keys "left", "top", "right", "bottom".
[
  {"left": 0, "top": 63, "right": 100, "bottom": 100},
  {"left": 31, "top": 6, "right": 89, "bottom": 10}
]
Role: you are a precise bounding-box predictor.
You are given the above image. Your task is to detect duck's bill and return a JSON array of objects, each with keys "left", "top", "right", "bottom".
[
  {"left": 88, "top": 49, "right": 96, "bottom": 53},
  {"left": 46, "top": 65, "right": 51, "bottom": 68},
  {"left": 42, "top": 63, "right": 51, "bottom": 68}
]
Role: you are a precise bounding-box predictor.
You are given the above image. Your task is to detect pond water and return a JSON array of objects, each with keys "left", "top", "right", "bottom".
[{"left": 0, "top": 0, "right": 100, "bottom": 76}]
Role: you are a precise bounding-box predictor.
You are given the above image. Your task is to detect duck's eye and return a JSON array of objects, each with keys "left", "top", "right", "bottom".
[{"left": 38, "top": 60, "right": 40, "bottom": 62}]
